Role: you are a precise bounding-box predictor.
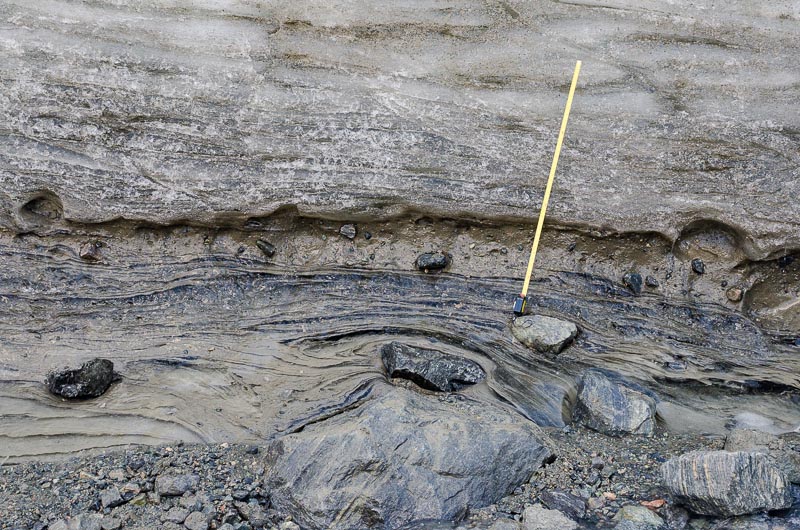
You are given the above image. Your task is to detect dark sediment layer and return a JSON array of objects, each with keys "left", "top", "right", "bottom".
[{"left": 0, "top": 214, "right": 797, "bottom": 461}]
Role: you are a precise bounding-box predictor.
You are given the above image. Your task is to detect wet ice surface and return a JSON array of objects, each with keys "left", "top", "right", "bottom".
[{"left": 0, "top": 242, "right": 797, "bottom": 461}]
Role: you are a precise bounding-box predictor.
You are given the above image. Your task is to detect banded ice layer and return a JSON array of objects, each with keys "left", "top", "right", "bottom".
[{"left": 0, "top": 0, "right": 798, "bottom": 258}]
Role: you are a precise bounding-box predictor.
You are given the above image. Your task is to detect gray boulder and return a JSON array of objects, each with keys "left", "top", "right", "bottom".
[
  {"left": 725, "top": 428, "right": 800, "bottom": 484},
  {"left": 99, "top": 485, "right": 124, "bottom": 508},
  {"left": 661, "top": 506, "right": 689, "bottom": 530},
  {"left": 264, "top": 385, "right": 553, "bottom": 530},
  {"left": 380, "top": 342, "right": 485, "bottom": 392},
  {"left": 522, "top": 503, "right": 578, "bottom": 530},
  {"left": 612, "top": 505, "right": 665, "bottom": 529},
  {"left": 256, "top": 239, "right": 276, "bottom": 258},
  {"left": 45, "top": 358, "right": 118, "bottom": 399},
  {"left": 155, "top": 473, "right": 199, "bottom": 497},
  {"left": 726, "top": 429, "right": 780, "bottom": 452},
  {"left": 511, "top": 315, "right": 578, "bottom": 354},
  {"left": 49, "top": 514, "right": 103, "bottom": 530},
  {"left": 623, "top": 273, "right": 643, "bottom": 295},
  {"left": 398, "top": 519, "right": 520, "bottom": 530},
  {"left": 100, "top": 517, "right": 122, "bottom": 530},
  {"left": 706, "top": 513, "right": 800, "bottom": 529},
  {"left": 183, "top": 512, "right": 210, "bottom": 530},
  {"left": 661, "top": 450, "right": 794, "bottom": 516},
  {"left": 339, "top": 224, "right": 357, "bottom": 239},
  {"left": 488, "top": 521, "right": 522, "bottom": 530},
  {"left": 234, "top": 501, "right": 269, "bottom": 527},
  {"left": 573, "top": 370, "right": 657, "bottom": 437},
  {"left": 416, "top": 252, "right": 451, "bottom": 272},
  {"left": 164, "top": 507, "right": 189, "bottom": 524},
  {"left": 539, "top": 490, "right": 586, "bottom": 520}
]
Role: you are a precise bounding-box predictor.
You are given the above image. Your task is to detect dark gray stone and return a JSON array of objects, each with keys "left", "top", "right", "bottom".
[
  {"left": 415, "top": 252, "right": 450, "bottom": 272},
  {"left": 380, "top": 341, "right": 485, "bottom": 392},
  {"left": 661, "top": 450, "right": 793, "bottom": 516},
  {"left": 99, "top": 485, "right": 124, "bottom": 508},
  {"left": 119, "top": 481, "right": 141, "bottom": 501},
  {"left": 691, "top": 258, "right": 706, "bottom": 274},
  {"left": 45, "top": 358, "right": 118, "bottom": 399},
  {"left": 727, "top": 287, "right": 744, "bottom": 302},
  {"left": 661, "top": 506, "right": 689, "bottom": 530},
  {"left": 725, "top": 429, "right": 779, "bottom": 452},
  {"left": 573, "top": 370, "right": 657, "bottom": 437},
  {"left": 623, "top": 273, "right": 643, "bottom": 295},
  {"left": 522, "top": 504, "right": 577, "bottom": 530},
  {"left": 264, "top": 385, "right": 552, "bottom": 530},
  {"left": 339, "top": 224, "right": 357, "bottom": 239},
  {"left": 401, "top": 517, "right": 515, "bottom": 529},
  {"left": 486, "top": 521, "right": 520, "bottom": 530},
  {"left": 614, "top": 504, "right": 666, "bottom": 530},
  {"left": 100, "top": 517, "right": 122, "bottom": 530},
  {"left": 612, "top": 505, "right": 665, "bottom": 529},
  {"left": 256, "top": 239, "right": 276, "bottom": 258},
  {"left": 155, "top": 474, "right": 199, "bottom": 497},
  {"left": 540, "top": 490, "right": 586, "bottom": 520},
  {"left": 706, "top": 513, "right": 800, "bottom": 529},
  {"left": 49, "top": 514, "right": 103, "bottom": 530},
  {"left": 179, "top": 493, "right": 205, "bottom": 511},
  {"left": 645, "top": 276, "right": 660, "bottom": 288},
  {"left": 79, "top": 241, "right": 102, "bottom": 261},
  {"left": 164, "top": 507, "right": 189, "bottom": 524},
  {"left": 725, "top": 428, "right": 800, "bottom": 484},
  {"left": 511, "top": 315, "right": 578, "bottom": 355},
  {"left": 234, "top": 501, "right": 269, "bottom": 528},
  {"left": 184, "top": 512, "right": 209, "bottom": 530}
]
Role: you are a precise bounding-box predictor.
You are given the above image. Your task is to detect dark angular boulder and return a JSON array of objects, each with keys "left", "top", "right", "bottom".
[
  {"left": 45, "top": 358, "right": 118, "bottom": 399},
  {"left": 661, "top": 450, "right": 793, "bottom": 516},
  {"left": 415, "top": 252, "right": 450, "bottom": 272},
  {"left": 256, "top": 239, "right": 276, "bottom": 257},
  {"left": 623, "top": 273, "right": 643, "bottom": 295},
  {"left": 264, "top": 385, "right": 553, "bottom": 530},
  {"left": 540, "top": 490, "right": 586, "bottom": 520},
  {"left": 380, "top": 342, "right": 485, "bottom": 392}
]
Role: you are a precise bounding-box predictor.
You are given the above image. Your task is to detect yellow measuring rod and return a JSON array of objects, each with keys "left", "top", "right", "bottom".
[{"left": 513, "top": 61, "right": 581, "bottom": 316}]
